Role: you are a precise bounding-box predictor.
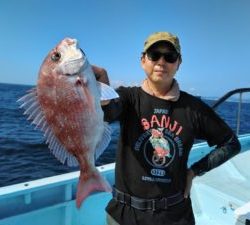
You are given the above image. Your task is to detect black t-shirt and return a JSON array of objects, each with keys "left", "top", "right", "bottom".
[{"left": 104, "top": 86, "right": 234, "bottom": 225}]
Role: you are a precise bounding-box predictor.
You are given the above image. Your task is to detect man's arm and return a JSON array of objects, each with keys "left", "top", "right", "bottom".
[
  {"left": 184, "top": 134, "right": 240, "bottom": 198},
  {"left": 190, "top": 134, "right": 241, "bottom": 176}
]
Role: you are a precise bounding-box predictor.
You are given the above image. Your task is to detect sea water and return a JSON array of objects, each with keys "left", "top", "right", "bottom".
[{"left": 0, "top": 83, "right": 249, "bottom": 187}]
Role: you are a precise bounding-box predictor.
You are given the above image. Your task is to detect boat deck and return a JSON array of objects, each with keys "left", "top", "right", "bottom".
[{"left": 0, "top": 134, "right": 250, "bottom": 225}]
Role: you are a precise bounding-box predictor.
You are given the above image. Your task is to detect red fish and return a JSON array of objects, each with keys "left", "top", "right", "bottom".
[{"left": 18, "top": 38, "right": 118, "bottom": 208}]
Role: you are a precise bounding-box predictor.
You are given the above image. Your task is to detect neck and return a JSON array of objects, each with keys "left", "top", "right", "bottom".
[
  {"left": 141, "top": 78, "right": 180, "bottom": 101},
  {"left": 146, "top": 79, "right": 173, "bottom": 97}
]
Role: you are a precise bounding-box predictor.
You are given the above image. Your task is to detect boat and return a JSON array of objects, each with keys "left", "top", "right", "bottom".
[{"left": 0, "top": 88, "right": 250, "bottom": 225}]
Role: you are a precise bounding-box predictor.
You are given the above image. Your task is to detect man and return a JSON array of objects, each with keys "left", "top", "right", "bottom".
[{"left": 93, "top": 31, "right": 241, "bottom": 225}]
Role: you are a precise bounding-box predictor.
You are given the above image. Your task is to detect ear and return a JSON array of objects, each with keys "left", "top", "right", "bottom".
[
  {"left": 141, "top": 54, "right": 146, "bottom": 69},
  {"left": 176, "top": 57, "right": 182, "bottom": 70}
]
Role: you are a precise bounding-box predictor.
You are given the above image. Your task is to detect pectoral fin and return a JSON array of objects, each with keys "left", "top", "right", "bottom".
[{"left": 97, "top": 81, "right": 119, "bottom": 101}]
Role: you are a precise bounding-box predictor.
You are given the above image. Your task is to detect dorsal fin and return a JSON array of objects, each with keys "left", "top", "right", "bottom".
[{"left": 18, "top": 88, "right": 78, "bottom": 167}]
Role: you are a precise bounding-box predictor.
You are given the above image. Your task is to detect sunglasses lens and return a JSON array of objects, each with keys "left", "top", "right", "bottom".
[
  {"left": 147, "top": 51, "right": 161, "bottom": 61},
  {"left": 147, "top": 51, "right": 179, "bottom": 63},
  {"left": 165, "top": 52, "right": 179, "bottom": 63}
]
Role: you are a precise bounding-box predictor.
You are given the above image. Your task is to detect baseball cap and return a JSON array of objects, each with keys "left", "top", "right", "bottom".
[{"left": 143, "top": 32, "right": 181, "bottom": 54}]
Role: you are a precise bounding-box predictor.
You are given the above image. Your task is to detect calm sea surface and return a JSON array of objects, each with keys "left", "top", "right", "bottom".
[{"left": 0, "top": 83, "right": 249, "bottom": 187}]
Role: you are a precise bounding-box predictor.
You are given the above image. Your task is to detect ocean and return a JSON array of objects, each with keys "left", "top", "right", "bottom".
[{"left": 0, "top": 83, "right": 249, "bottom": 187}]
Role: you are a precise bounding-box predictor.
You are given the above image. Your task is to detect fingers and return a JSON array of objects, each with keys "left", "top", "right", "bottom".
[
  {"left": 92, "top": 65, "right": 110, "bottom": 85},
  {"left": 101, "top": 100, "right": 111, "bottom": 106},
  {"left": 184, "top": 182, "right": 191, "bottom": 198},
  {"left": 184, "top": 169, "right": 195, "bottom": 198}
]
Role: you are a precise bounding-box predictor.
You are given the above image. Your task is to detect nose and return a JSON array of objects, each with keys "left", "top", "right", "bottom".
[{"left": 157, "top": 56, "right": 167, "bottom": 65}]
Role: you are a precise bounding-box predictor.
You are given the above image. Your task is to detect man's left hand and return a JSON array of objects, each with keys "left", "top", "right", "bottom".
[{"left": 184, "top": 169, "right": 195, "bottom": 198}]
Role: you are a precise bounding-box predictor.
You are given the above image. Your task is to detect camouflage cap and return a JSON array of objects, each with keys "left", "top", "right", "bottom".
[{"left": 143, "top": 32, "right": 181, "bottom": 54}]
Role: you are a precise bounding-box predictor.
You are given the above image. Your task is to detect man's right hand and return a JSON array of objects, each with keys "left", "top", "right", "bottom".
[{"left": 92, "top": 65, "right": 110, "bottom": 85}]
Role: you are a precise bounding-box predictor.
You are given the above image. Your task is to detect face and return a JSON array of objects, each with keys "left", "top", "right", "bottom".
[{"left": 141, "top": 42, "right": 181, "bottom": 85}]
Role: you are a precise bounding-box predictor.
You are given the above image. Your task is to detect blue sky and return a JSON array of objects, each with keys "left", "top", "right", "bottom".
[{"left": 0, "top": 0, "right": 250, "bottom": 97}]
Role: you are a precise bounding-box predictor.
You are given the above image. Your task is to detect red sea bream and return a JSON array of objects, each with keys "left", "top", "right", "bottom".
[{"left": 18, "top": 38, "right": 118, "bottom": 208}]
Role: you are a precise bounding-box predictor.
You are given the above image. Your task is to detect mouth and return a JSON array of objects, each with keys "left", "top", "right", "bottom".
[
  {"left": 155, "top": 70, "right": 167, "bottom": 74},
  {"left": 155, "top": 68, "right": 167, "bottom": 72}
]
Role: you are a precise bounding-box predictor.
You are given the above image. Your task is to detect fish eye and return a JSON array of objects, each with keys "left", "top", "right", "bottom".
[{"left": 51, "top": 52, "right": 61, "bottom": 62}]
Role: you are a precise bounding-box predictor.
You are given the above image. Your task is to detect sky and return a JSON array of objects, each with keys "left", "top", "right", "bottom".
[{"left": 0, "top": 0, "right": 250, "bottom": 97}]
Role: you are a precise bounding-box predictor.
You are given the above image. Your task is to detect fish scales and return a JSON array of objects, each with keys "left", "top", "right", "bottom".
[{"left": 18, "top": 38, "right": 119, "bottom": 208}]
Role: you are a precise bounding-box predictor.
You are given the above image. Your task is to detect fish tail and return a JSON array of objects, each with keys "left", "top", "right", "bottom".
[{"left": 76, "top": 170, "right": 112, "bottom": 208}]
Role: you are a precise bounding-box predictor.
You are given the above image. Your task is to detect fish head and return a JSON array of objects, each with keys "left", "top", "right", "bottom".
[{"left": 39, "top": 38, "right": 87, "bottom": 82}]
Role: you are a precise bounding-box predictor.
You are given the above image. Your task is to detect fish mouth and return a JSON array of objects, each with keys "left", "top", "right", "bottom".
[{"left": 65, "top": 72, "right": 80, "bottom": 77}]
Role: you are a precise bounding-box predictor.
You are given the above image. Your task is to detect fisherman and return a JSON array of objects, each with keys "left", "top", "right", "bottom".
[{"left": 93, "top": 31, "right": 241, "bottom": 225}]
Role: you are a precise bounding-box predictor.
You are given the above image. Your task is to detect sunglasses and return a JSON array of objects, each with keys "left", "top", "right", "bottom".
[{"left": 146, "top": 51, "right": 179, "bottom": 63}]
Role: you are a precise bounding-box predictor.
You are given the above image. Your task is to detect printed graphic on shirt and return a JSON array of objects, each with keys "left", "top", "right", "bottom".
[
  {"left": 134, "top": 108, "right": 183, "bottom": 184},
  {"left": 149, "top": 128, "right": 172, "bottom": 166}
]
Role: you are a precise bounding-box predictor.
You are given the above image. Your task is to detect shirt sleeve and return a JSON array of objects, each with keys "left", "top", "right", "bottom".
[
  {"left": 190, "top": 134, "right": 241, "bottom": 176},
  {"left": 101, "top": 86, "right": 130, "bottom": 122},
  {"left": 190, "top": 100, "right": 241, "bottom": 176}
]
